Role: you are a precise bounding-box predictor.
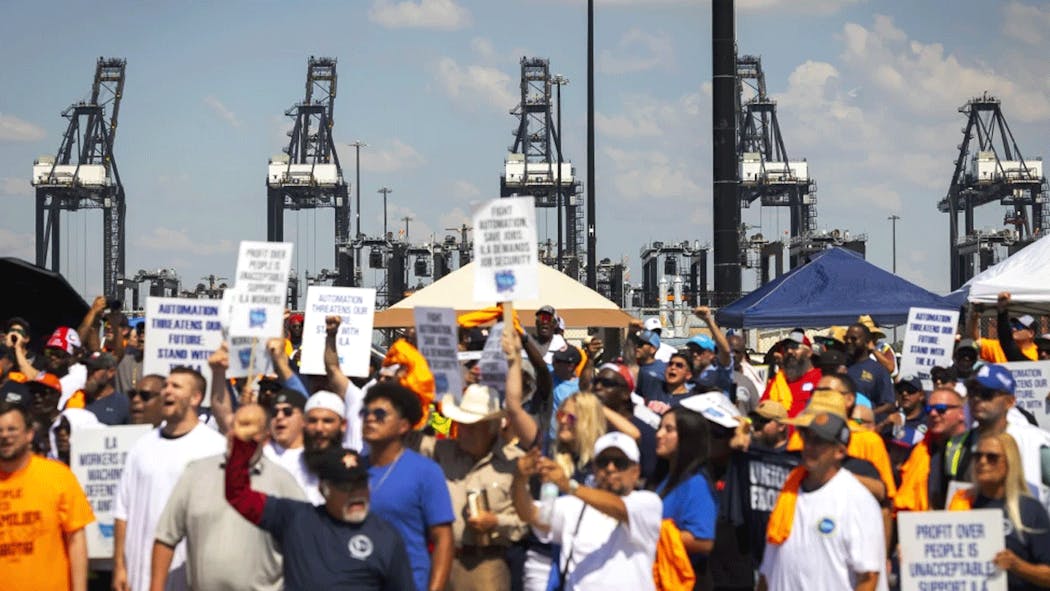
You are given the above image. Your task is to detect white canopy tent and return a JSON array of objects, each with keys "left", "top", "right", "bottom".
[
  {"left": 967, "top": 234, "right": 1050, "bottom": 315},
  {"left": 374, "top": 262, "right": 632, "bottom": 328}
]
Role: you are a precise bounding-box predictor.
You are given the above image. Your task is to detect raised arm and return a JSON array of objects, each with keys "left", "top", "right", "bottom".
[
  {"left": 324, "top": 316, "right": 350, "bottom": 395},
  {"left": 511, "top": 448, "right": 543, "bottom": 529},
  {"left": 77, "top": 296, "right": 107, "bottom": 354},
  {"left": 695, "top": 307, "right": 731, "bottom": 368},
  {"left": 208, "top": 343, "right": 232, "bottom": 434},
  {"left": 996, "top": 292, "right": 1029, "bottom": 362},
  {"left": 224, "top": 405, "right": 270, "bottom": 525},
  {"left": 521, "top": 332, "right": 552, "bottom": 406},
  {"left": 502, "top": 327, "right": 538, "bottom": 448}
]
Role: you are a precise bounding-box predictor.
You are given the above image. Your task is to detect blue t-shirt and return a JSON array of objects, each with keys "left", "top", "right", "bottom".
[
  {"left": 694, "top": 359, "right": 734, "bottom": 396},
  {"left": 636, "top": 360, "right": 667, "bottom": 397},
  {"left": 847, "top": 358, "right": 895, "bottom": 408},
  {"left": 367, "top": 449, "right": 455, "bottom": 591},
  {"left": 659, "top": 471, "right": 718, "bottom": 575},
  {"left": 85, "top": 391, "right": 130, "bottom": 425},
  {"left": 549, "top": 376, "right": 580, "bottom": 439},
  {"left": 259, "top": 497, "right": 414, "bottom": 591}
]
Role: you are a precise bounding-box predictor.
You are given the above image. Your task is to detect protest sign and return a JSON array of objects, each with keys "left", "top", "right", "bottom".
[
  {"left": 414, "top": 306, "right": 464, "bottom": 402},
  {"left": 472, "top": 197, "right": 538, "bottom": 302},
  {"left": 299, "top": 286, "right": 376, "bottom": 377},
  {"left": 143, "top": 297, "right": 224, "bottom": 399},
  {"left": 478, "top": 322, "right": 508, "bottom": 399},
  {"left": 215, "top": 287, "right": 273, "bottom": 379},
  {"left": 899, "top": 307, "right": 960, "bottom": 387},
  {"left": 229, "top": 241, "right": 293, "bottom": 338},
  {"left": 1001, "top": 360, "right": 1050, "bottom": 430},
  {"left": 898, "top": 509, "right": 1005, "bottom": 591},
  {"left": 70, "top": 424, "right": 153, "bottom": 559}
]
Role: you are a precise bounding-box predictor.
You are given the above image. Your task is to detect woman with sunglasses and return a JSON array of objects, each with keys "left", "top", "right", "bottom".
[
  {"left": 654, "top": 405, "right": 716, "bottom": 589},
  {"left": 950, "top": 433, "right": 1050, "bottom": 589}
]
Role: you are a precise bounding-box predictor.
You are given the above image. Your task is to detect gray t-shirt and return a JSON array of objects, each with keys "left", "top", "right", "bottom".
[{"left": 155, "top": 454, "right": 307, "bottom": 591}]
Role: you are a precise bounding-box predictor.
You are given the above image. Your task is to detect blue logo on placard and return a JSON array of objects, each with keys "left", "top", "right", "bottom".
[
  {"left": 238, "top": 348, "right": 252, "bottom": 369},
  {"left": 818, "top": 517, "right": 836, "bottom": 535},
  {"left": 435, "top": 375, "right": 449, "bottom": 394},
  {"left": 249, "top": 308, "right": 267, "bottom": 328},
  {"left": 99, "top": 523, "right": 114, "bottom": 538},
  {"left": 495, "top": 270, "right": 516, "bottom": 293}
]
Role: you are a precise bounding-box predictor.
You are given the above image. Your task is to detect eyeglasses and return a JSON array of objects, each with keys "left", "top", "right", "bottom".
[
  {"left": 973, "top": 451, "right": 1003, "bottom": 465},
  {"left": 595, "top": 454, "right": 633, "bottom": 471},
  {"left": 593, "top": 377, "right": 625, "bottom": 388},
  {"left": 556, "top": 410, "right": 577, "bottom": 424},
  {"left": 274, "top": 406, "right": 297, "bottom": 418},
  {"left": 925, "top": 403, "right": 961, "bottom": 414},
  {"left": 667, "top": 361, "right": 689, "bottom": 369},
  {"left": 358, "top": 407, "right": 390, "bottom": 422},
  {"left": 127, "top": 389, "right": 158, "bottom": 401}
]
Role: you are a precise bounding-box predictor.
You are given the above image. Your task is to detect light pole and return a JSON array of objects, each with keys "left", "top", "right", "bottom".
[
  {"left": 553, "top": 74, "right": 569, "bottom": 271},
  {"left": 378, "top": 187, "right": 392, "bottom": 238},
  {"left": 350, "top": 141, "right": 367, "bottom": 239},
  {"left": 889, "top": 214, "right": 901, "bottom": 343},
  {"left": 586, "top": 0, "right": 597, "bottom": 288}
]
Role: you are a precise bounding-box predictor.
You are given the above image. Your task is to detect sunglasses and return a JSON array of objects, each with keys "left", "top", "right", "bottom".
[
  {"left": 556, "top": 410, "right": 577, "bottom": 424},
  {"left": 127, "top": 389, "right": 158, "bottom": 401},
  {"left": 973, "top": 451, "right": 1003, "bottom": 465},
  {"left": 273, "top": 406, "right": 297, "bottom": 418},
  {"left": 359, "top": 407, "right": 391, "bottom": 422},
  {"left": 536, "top": 313, "right": 554, "bottom": 322},
  {"left": 595, "top": 454, "right": 633, "bottom": 471},
  {"left": 1011, "top": 322, "right": 1030, "bottom": 332},
  {"left": 593, "top": 377, "right": 626, "bottom": 388},
  {"left": 925, "top": 403, "right": 961, "bottom": 414}
]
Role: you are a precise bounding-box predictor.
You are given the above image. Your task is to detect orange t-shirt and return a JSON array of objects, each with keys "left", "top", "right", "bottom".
[
  {"left": 978, "top": 339, "right": 1037, "bottom": 363},
  {"left": 0, "top": 454, "right": 95, "bottom": 591}
]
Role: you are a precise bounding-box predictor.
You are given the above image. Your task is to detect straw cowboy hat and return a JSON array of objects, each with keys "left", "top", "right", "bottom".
[{"left": 440, "top": 384, "right": 504, "bottom": 424}]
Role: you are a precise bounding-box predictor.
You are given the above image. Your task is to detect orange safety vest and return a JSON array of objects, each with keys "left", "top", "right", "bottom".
[
  {"left": 895, "top": 439, "right": 931, "bottom": 512},
  {"left": 653, "top": 518, "right": 696, "bottom": 591}
]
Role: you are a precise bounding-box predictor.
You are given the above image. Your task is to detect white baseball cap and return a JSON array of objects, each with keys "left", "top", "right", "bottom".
[
  {"left": 644, "top": 317, "right": 663, "bottom": 332},
  {"left": 679, "top": 392, "right": 741, "bottom": 428},
  {"left": 593, "top": 431, "right": 641, "bottom": 463},
  {"left": 304, "top": 390, "right": 346, "bottom": 418}
]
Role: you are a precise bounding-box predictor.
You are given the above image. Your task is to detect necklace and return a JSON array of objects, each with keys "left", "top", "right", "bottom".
[{"left": 371, "top": 448, "right": 405, "bottom": 494}]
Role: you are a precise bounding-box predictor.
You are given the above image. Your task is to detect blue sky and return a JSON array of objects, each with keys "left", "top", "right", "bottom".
[{"left": 2, "top": 0, "right": 1050, "bottom": 300}]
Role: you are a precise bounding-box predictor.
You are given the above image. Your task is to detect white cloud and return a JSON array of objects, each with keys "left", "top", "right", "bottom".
[
  {"left": 133, "top": 227, "right": 236, "bottom": 256},
  {"left": 433, "top": 57, "right": 517, "bottom": 112},
  {"left": 0, "top": 177, "right": 30, "bottom": 197},
  {"left": 0, "top": 114, "right": 45, "bottom": 142},
  {"left": 369, "top": 0, "right": 471, "bottom": 30},
  {"left": 355, "top": 139, "right": 426, "bottom": 173},
  {"left": 203, "top": 96, "right": 241, "bottom": 127},
  {"left": 470, "top": 37, "right": 498, "bottom": 61},
  {"left": 449, "top": 180, "right": 481, "bottom": 198},
  {"left": 1003, "top": 1, "right": 1050, "bottom": 46},
  {"left": 603, "top": 146, "right": 702, "bottom": 200},
  {"left": 599, "top": 29, "right": 674, "bottom": 75},
  {"left": 0, "top": 228, "right": 33, "bottom": 260}
]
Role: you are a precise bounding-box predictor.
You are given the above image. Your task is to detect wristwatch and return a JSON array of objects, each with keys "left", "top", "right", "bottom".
[{"left": 568, "top": 480, "right": 580, "bottom": 495}]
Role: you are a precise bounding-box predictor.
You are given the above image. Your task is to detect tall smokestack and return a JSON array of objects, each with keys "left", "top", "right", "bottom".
[{"left": 712, "top": 0, "right": 740, "bottom": 305}]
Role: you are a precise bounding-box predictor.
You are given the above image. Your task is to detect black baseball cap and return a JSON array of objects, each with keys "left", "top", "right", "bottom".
[
  {"left": 552, "top": 347, "right": 582, "bottom": 366},
  {"left": 315, "top": 448, "right": 369, "bottom": 488},
  {"left": 273, "top": 388, "right": 307, "bottom": 411},
  {"left": 895, "top": 375, "right": 923, "bottom": 394},
  {"left": 798, "top": 412, "right": 851, "bottom": 446},
  {"left": 0, "top": 381, "right": 30, "bottom": 409}
]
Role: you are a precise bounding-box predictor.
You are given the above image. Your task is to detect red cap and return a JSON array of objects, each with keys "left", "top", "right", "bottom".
[
  {"left": 598, "top": 362, "right": 635, "bottom": 393},
  {"left": 45, "top": 327, "right": 81, "bottom": 355}
]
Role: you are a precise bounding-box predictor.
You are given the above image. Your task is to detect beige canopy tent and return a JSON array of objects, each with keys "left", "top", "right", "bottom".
[{"left": 374, "top": 262, "right": 633, "bottom": 328}]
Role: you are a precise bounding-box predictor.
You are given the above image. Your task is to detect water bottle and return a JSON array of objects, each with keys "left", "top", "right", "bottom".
[{"left": 538, "top": 482, "right": 559, "bottom": 525}]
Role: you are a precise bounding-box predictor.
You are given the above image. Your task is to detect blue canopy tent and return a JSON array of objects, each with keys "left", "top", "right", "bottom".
[{"left": 715, "top": 248, "right": 957, "bottom": 328}]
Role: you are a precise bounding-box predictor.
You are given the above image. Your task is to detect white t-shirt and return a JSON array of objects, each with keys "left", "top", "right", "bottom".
[
  {"left": 546, "top": 490, "right": 662, "bottom": 591},
  {"left": 1006, "top": 421, "right": 1050, "bottom": 514},
  {"left": 654, "top": 342, "right": 676, "bottom": 363},
  {"left": 113, "top": 423, "right": 226, "bottom": 591},
  {"left": 760, "top": 469, "right": 887, "bottom": 591},
  {"left": 58, "top": 363, "right": 87, "bottom": 409},
  {"left": 263, "top": 441, "right": 321, "bottom": 505}
]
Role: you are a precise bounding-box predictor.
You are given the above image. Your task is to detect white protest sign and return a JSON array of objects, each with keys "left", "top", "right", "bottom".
[
  {"left": 479, "top": 322, "right": 508, "bottom": 399},
  {"left": 143, "top": 297, "right": 224, "bottom": 399},
  {"left": 1001, "top": 360, "right": 1050, "bottom": 431},
  {"left": 473, "top": 197, "right": 538, "bottom": 302},
  {"left": 898, "top": 509, "right": 1005, "bottom": 591},
  {"left": 216, "top": 287, "right": 273, "bottom": 379},
  {"left": 414, "top": 307, "right": 465, "bottom": 401},
  {"left": 70, "top": 424, "right": 153, "bottom": 559},
  {"left": 899, "top": 307, "right": 960, "bottom": 387},
  {"left": 300, "top": 286, "right": 376, "bottom": 377},
  {"left": 230, "top": 241, "right": 293, "bottom": 338}
]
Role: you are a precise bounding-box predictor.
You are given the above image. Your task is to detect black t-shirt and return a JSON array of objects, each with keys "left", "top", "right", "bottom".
[
  {"left": 971, "top": 495, "right": 1050, "bottom": 591},
  {"left": 85, "top": 391, "right": 130, "bottom": 425},
  {"left": 260, "top": 498, "right": 414, "bottom": 591}
]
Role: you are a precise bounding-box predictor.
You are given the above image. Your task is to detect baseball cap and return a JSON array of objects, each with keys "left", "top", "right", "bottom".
[
  {"left": 598, "top": 363, "right": 635, "bottom": 392},
  {"left": 0, "top": 381, "right": 30, "bottom": 408},
  {"left": 536, "top": 305, "right": 556, "bottom": 317},
  {"left": 633, "top": 329, "right": 661, "bottom": 349},
  {"left": 552, "top": 346, "right": 582, "bottom": 366},
  {"left": 45, "top": 327, "right": 81, "bottom": 355},
  {"left": 686, "top": 334, "right": 715, "bottom": 352},
  {"left": 679, "top": 392, "right": 741, "bottom": 428},
  {"left": 753, "top": 400, "right": 787, "bottom": 421},
  {"left": 644, "top": 317, "right": 663, "bottom": 333},
  {"left": 593, "top": 431, "right": 641, "bottom": 463},
  {"left": 797, "top": 412, "right": 851, "bottom": 446},
  {"left": 1011, "top": 315, "right": 1036, "bottom": 330},
  {"left": 895, "top": 375, "right": 923, "bottom": 394},
  {"left": 304, "top": 390, "right": 346, "bottom": 417},
  {"left": 787, "top": 329, "right": 811, "bottom": 347},
  {"left": 955, "top": 339, "right": 978, "bottom": 354},
  {"left": 313, "top": 448, "right": 369, "bottom": 488},
  {"left": 29, "top": 372, "right": 62, "bottom": 393},
  {"left": 971, "top": 364, "right": 1015, "bottom": 395},
  {"left": 815, "top": 348, "right": 849, "bottom": 371},
  {"left": 273, "top": 388, "right": 307, "bottom": 411},
  {"left": 84, "top": 352, "right": 118, "bottom": 371},
  {"left": 1035, "top": 333, "right": 1050, "bottom": 351}
]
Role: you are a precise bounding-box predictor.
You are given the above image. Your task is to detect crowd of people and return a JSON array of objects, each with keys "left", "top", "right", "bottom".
[{"left": 2, "top": 290, "right": 1050, "bottom": 590}]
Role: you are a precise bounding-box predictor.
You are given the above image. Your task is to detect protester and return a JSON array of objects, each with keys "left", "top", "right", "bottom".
[
  {"left": 642, "top": 351, "right": 695, "bottom": 411},
  {"left": 951, "top": 339, "right": 981, "bottom": 382},
  {"left": 151, "top": 409, "right": 306, "bottom": 591},
  {"left": 261, "top": 389, "right": 315, "bottom": 502},
  {"left": 78, "top": 352, "right": 130, "bottom": 425},
  {"left": 728, "top": 334, "right": 763, "bottom": 414},
  {"left": 760, "top": 411, "right": 886, "bottom": 590},
  {"left": 857, "top": 315, "right": 897, "bottom": 377},
  {"left": 591, "top": 362, "right": 658, "bottom": 482},
  {"left": 949, "top": 433, "right": 1050, "bottom": 589},
  {"left": 968, "top": 293, "right": 1039, "bottom": 363},
  {"left": 632, "top": 329, "right": 667, "bottom": 400},
  {"left": 750, "top": 401, "right": 789, "bottom": 451},
  {"left": 113, "top": 367, "right": 226, "bottom": 591},
  {"left": 115, "top": 324, "right": 143, "bottom": 394},
  {"left": 844, "top": 323, "right": 895, "bottom": 419},
  {"left": 362, "top": 382, "right": 454, "bottom": 591},
  {"left": 128, "top": 374, "right": 166, "bottom": 427},
  {"left": 548, "top": 346, "right": 581, "bottom": 438},
  {"left": 532, "top": 305, "right": 566, "bottom": 365},
  {"left": 27, "top": 372, "right": 63, "bottom": 455},
  {"left": 895, "top": 387, "right": 974, "bottom": 511},
  {"left": 300, "top": 390, "right": 349, "bottom": 504},
  {"left": 224, "top": 404, "right": 414, "bottom": 590},
  {"left": 512, "top": 432, "right": 662, "bottom": 590},
  {"left": 761, "top": 332, "right": 821, "bottom": 418},
  {"left": 0, "top": 401, "right": 95, "bottom": 591},
  {"left": 879, "top": 375, "right": 928, "bottom": 479},
  {"left": 322, "top": 316, "right": 368, "bottom": 451}
]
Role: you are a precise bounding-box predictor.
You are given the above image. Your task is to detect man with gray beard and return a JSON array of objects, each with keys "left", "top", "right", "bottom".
[{"left": 760, "top": 332, "right": 822, "bottom": 418}]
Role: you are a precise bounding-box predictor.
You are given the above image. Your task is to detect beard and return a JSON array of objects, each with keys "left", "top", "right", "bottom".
[
  {"left": 303, "top": 430, "right": 343, "bottom": 473},
  {"left": 783, "top": 355, "right": 809, "bottom": 382},
  {"left": 342, "top": 499, "right": 369, "bottom": 523}
]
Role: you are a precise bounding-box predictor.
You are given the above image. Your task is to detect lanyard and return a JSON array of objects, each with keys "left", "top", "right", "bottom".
[{"left": 944, "top": 434, "right": 966, "bottom": 478}]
